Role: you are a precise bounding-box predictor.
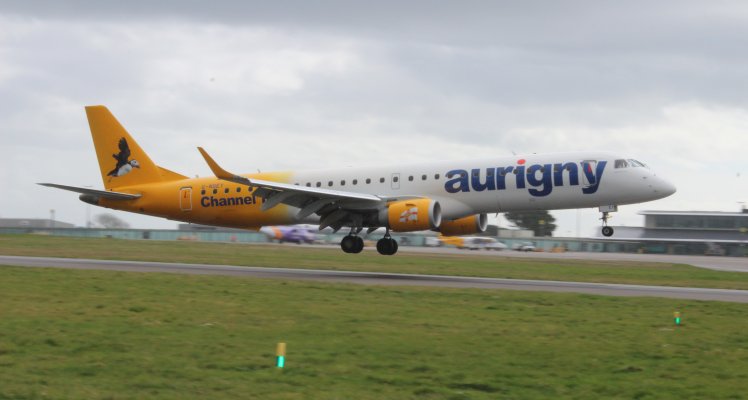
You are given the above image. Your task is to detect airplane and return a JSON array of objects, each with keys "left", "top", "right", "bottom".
[
  {"left": 260, "top": 225, "right": 317, "bottom": 244},
  {"left": 40, "top": 106, "right": 677, "bottom": 255},
  {"left": 434, "top": 235, "right": 507, "bottom": 250}
]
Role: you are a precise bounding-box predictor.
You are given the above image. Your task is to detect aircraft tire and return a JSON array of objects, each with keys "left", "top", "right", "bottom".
[
  {"left": 341, "top": 236, "right": 356, "bottom": 253},
  {"left": 602, "top": 226, "right": 614, "bottom": 237},
  {"left": 351, "top": 236, "right": 364, "bottom": 254},
  {"left": 376, "top": 238, "right": 397, "bottom": 255}
]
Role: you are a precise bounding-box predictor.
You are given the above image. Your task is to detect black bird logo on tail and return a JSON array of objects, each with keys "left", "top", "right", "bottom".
[{"left": 107, "top": 137, "right": 140, "bottom": 181}]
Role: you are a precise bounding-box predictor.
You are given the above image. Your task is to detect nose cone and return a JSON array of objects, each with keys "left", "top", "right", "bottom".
[{"left": 653, "top": 176, "right": 677, "bottom": 199}]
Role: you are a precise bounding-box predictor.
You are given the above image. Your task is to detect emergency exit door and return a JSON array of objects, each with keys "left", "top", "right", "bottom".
[{"left": 180, "top": 187, "right": 192, "bottom": 211}]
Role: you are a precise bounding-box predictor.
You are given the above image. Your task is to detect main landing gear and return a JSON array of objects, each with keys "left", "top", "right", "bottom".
[
  {"left": 599, "top": 205, "right": 618, "bottom": 237},
  {"left": 340, "top": 234, "right": 364, "bottom": 254},
  {"left": 376, "top": 229, "right": 398, "bottom": 256},
  {"left": 339, "top": 227, "right": 399, "bottom": 255}
]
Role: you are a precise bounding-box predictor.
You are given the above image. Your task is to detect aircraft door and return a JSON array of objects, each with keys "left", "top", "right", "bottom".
[
  {"left": 180, "top": 187, "right": 192, "bottom": 212},
  {"left": 391, "top": 173, "right": 400, "bottom": 190}
]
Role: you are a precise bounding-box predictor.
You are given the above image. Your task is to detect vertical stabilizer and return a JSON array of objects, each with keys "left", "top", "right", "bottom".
[{"left": 86, "top": 105, "right": 162, "bottom": 190}]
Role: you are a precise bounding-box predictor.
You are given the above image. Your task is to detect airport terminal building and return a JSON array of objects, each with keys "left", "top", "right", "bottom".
[{"left": 605, "top": 210, "right": 748, "bottom": 256}]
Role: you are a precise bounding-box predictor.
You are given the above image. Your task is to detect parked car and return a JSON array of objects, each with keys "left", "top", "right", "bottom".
[
  {"left": 513, "top": 242, "right": 536, "bottom": 252},
  {"left": 483, "top": 241, "right": 508, "bottom": 251}
]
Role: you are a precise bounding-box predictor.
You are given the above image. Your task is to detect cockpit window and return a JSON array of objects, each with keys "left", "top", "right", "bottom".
[
  {"left": 614, "top": 159, "right": 629, "bottom": 169},
  {"left": 628, "top": 159, "right": 648, "bottom": 168}
]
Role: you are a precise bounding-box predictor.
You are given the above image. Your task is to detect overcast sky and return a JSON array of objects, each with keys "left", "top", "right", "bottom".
[{"left": 1, "top": 1, "right": 746, "bottom": 236}]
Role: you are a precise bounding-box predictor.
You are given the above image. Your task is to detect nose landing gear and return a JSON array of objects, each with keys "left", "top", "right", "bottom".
[{"left": 599, "top": 205, "right": 618, "bottom": 237}]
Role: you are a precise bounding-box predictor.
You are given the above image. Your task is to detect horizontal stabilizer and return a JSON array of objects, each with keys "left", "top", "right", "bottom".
[{"left": 38, "top": 183, "right": 141, "bottom": 200}]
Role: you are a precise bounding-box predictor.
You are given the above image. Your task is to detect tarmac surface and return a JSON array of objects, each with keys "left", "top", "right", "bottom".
[
  {"left": 402, "top": 247, "right": 748, "bottom": 272},
  {"left": 1, "top": 255, "right": 748, "bottom": 303}
]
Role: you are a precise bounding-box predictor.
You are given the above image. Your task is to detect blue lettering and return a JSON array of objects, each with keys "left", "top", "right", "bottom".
[
  {"left": 444, "top": 169, "right": 470, "bottom": 193},
  {"left": 200, "top": 196, "right": 257, "bottom": 208},
  {"left": 471, "top": 168, "right": 495, "bottom": 192},
  {"left": 582, "top": 161, "right": 607, "bottom": 194},
  {"left": 515, "top": 166, "right": 526, "bottom": 189},
  {"left": 495, "top": 166, "right": 513, "bottom": 190},
  {"left": 443, "top": 159, "right": 606, "bottom": 197},
  {"left": 527, "top": 164, "right": 553, "bottom": 197},
  {"left": 553, "top": 162, "right": 579, "bottom": 186}
]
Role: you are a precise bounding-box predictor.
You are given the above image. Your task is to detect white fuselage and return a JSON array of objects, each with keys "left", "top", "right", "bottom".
[{"left": 287, "top": 151, "right": 675, "bottom": 221}]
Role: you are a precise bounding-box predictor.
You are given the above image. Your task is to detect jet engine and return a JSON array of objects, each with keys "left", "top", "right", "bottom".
[
  {"left": 438, "top": 214, "right": 488, "bottom": 236},
  {"left": 379, "top": 199, "right": 442, "bottom": 232}
]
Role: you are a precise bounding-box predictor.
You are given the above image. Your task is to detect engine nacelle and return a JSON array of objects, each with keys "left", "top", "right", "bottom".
[
  {"left": 379, "top": 199, "right": 442, "bottom": 232},
  {"left": 438, "top": 214, "right": 488, "bottom": 236}
]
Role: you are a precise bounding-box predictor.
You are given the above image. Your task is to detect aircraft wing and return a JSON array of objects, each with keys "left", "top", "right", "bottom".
[
  {"left": 38, "top": 183, "right": 141, "bottom": 200},
  {"left": 198, "top": 148, "right": 400, "bottom": 230}
]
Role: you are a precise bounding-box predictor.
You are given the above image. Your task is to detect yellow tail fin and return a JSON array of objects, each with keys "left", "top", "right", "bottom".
[{"left": 86, "top": 105, "right": 185, "bottom": 190}]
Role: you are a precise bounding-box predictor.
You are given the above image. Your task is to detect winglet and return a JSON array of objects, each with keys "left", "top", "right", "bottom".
[{"left": 197, "top": 147, "right": 252, "bottom": 185}]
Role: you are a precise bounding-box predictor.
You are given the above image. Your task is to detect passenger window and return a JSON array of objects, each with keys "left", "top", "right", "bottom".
[
  {"left": 236, "top": 187, "right": 242, "bottom": 192},
  {"left": 434, "top": 174, "right": 440, "bottom": 179},
  {"left": 213, "top": 189, "right": 218, "bottom": 194},
  {"left": 408, "top": 176, "right": 414, "bottom": 181},
  {"left": 316, "top": 182, "right": 321, "bottom": 187},
  {"left": 366, "top": 178, "right": 371, "bottom": 184},
  {"left": 353, "top": 179, "right": 358, "bottom": 185},
  {"left": 422, "top": 174, "right": 427, "bottom": 180},
  {"left": 380, "top": 177, "right": 385, "bottom": 183},
  {"left": 224, "top": 188, "right": 229, "bottom": 194},
  {"left": 328, "top": 181, "right": 333, "bottom": 187},
  {"left": 341, "top": 180, "right": 345, "bottom": 186},
  {"left": 306, "top": 183, "right": 311, "bottom": 187},
  {"left": 201, "top": 189, "right": 206, "bottom": 195}
]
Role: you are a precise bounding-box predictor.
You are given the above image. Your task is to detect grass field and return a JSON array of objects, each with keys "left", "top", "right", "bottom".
[
  {"left": 2, "top": 234, "right": 748, "bottom": 290},
  {"left": 1, "top": 265, "right": 748, "bottom": 399}
]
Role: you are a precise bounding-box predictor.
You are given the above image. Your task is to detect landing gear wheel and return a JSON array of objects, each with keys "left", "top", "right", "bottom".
[
  {"left": 341, "top": 236, "right": 356, "bottom": 253},
  {"left": 351, "top": 236, "right": 364, "bottom": 254},
  {"left": 376, "top": 237, "right": 398, "bottom": 255},
  {"left": 599, "top": 208, "right": 616, "bottom": 238},
  {"left": 341, "top": 235, "right": 365, "bottom": 253}
]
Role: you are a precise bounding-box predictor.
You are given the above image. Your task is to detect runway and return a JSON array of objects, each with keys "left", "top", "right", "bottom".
[
  {"left": 400, "top": 247, "right": 748, "bottom": 272},
  {"left": 2, "top": 255, "right": 748, "bottom": 303}
]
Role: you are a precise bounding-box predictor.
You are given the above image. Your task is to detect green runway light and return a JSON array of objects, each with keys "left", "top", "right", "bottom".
[
  {"left": 276, "top": 355, "right": 285, "bottom": 368},
  {"left": 674, "top": 311, "right": 682, "bottom": 326}
]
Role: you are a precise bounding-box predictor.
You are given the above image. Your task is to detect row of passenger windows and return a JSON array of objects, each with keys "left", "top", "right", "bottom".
[
  {"left": 200, "top": 165, "right": 586, "bottom": 194},
  {"left": 295, "top": 173, "right": 442, "bottom": 188},
  {"left": 200, "top": 187, "right": 254, "bottom": 195},
  {"left": 199, "top": 173, "right": 445, "bottom": 194}
]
